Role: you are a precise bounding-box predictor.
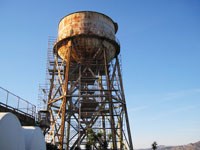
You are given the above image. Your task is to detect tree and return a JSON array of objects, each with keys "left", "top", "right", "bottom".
[
  {"left": 85, "top": 142, "right": 92, "bottom": 150},
  {"left": 46, "top": 143, "right": 58, "bottom": 150},
  {"left": 152, "top": 141, "right": 157, "bottom": 150},
  {"left": 85, "top": 128, "right": 96, "bottom": 150}
]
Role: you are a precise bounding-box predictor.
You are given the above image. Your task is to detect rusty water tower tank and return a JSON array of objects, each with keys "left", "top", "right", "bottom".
[
  {"left": 54, "top": 11, "right": 120, "bottom": 63},
  {"left": 46, "top": 11, "right": 134, "bottom": 149}
]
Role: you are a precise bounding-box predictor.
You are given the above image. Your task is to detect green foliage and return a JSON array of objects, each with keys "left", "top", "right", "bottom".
[
  {"left": 97, "top": 132, "right": 103, "bottom": 138},
  {"left": 46, "top": 143, "right": 58, "bottom": 150},
  {"left": 85, "top": 142, "right": 92, "bottom": 150},
  {"left": 86, "top": 128, "right": 96, "bottom": 146},
  {"left": 108, "top": 133, "right": 112, "bottom": 140},
  {"left": 85, "top": 128, "right": 109, "bottom": 149}
]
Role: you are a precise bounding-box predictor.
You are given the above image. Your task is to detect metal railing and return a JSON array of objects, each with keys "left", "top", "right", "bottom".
[{"left": 0, "top": 86, "right": 36, "bottom": 118}]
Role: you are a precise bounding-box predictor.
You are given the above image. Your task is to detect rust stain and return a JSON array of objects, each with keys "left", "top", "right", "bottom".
[{"left": 55, "top": 12, "right": 118, "bottom": 63}]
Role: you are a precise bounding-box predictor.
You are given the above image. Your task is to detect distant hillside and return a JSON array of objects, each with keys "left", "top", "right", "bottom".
[{"left": 137, "top": 141, "right": 200, "bottom": 150}]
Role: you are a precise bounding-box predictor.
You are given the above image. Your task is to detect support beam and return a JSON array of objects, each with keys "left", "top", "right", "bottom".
[
  {"left": 59, "top": 41, "right": 72, "bottom": 149},
  {"left": 116, "top": 57, "right": 133, "bottom": 150},
  {"left": 103, "top": 48, "right": 117, "bottom": 149}
]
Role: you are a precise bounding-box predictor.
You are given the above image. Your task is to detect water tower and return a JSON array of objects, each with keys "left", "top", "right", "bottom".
[{"left": 46, "top": 11, "right": 133, "bottom": 150}]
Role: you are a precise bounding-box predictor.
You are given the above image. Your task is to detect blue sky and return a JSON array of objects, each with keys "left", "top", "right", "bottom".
[{"left": 0, "top": 0, "right": 200, "bottom": 149}]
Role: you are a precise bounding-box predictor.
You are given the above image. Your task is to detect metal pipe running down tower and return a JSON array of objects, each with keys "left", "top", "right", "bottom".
[{"left": 45, "top": 11, "right": 133, "bottom": 150}]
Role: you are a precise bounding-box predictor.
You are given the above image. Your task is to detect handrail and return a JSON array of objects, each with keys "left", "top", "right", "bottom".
[{"left": 0, "top": 86, "right": 36, "bottom": 118}]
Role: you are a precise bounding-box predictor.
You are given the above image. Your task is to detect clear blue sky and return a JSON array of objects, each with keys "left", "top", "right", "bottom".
[{"left": 0, "top": 0, "right": 200, "bottom": 149}]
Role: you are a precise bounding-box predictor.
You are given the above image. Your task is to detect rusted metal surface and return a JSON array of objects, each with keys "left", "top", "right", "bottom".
[
  {"left": 58, "top": 11, "right": 117, "bottom": 41},
  {"left": 44, "top": 11, "right": 133, "bottom": 150},
  {"left": 54, "top": 11, "right": 120, "bottom": 63},
  {"left": 59, "top": 40, "right": 71, "bottom": 150}
]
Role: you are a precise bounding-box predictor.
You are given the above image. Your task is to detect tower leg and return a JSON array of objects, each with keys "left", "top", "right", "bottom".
[
  {"left": 116, "top": 57, "right": 133, "bottom": 150},
  {"left": 103, "top": 49, "right": 117, "bottom": 149},
  {"left": 59, "top": 42, "right": 72, "bottom": 149}
]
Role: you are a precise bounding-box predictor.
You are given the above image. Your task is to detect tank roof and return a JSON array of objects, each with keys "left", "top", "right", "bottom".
[{"left": 58, "top": 11, "right": 118, "bottom": 33}]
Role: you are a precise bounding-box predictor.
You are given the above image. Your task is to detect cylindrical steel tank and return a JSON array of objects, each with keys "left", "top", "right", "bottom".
[
  {"left": 22, "top": 126, "right": 46, "bottom": 150},
  {"left": 54, "top": 11, "right": 120, "bottom": 63},
  {"left": 0, "top": 113, "right": 25, "bottom": 150}
]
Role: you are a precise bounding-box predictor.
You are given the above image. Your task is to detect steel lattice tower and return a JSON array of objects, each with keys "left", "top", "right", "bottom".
[{"left": 45, "top": 11, "right": 133, "bottom": 150}]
